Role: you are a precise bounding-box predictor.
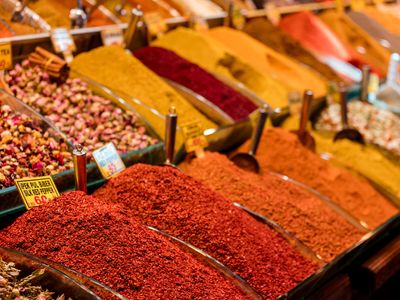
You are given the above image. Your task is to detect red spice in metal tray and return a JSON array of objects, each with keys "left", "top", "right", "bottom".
[
  {"left": 238, "top": 128, "right": 398, "bottom": 229},
  {"left": 134, "top": 46, "right": 258, "bottom": 121},
  {"left": 0, "top": 191, "right": 250, "bottom": 300},
  {"left": 181, "top": 152, "right": 366, "bottom": 262},
  {"left": 93, "top": 164, "right": 318, "bottom": 299}
]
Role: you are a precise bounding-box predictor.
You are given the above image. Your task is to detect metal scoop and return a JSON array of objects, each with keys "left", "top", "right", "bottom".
[
  {"left": 230, "top": 105, "right": 269, "bottom": 174},
  {"left": 164, "top": 106, "right": 177, "bottom": 166},
  {"left": 291, "top": 90, "right": 316, "bottom": 152},
  {"left": 11, "top": 0, "right": 27, "bottom": 23},
  {"left": 70, "top": 0, "right": 87, "bottom": 28},
  {"left": 334, "top": 85, "right": 365, "bottom": 145}
]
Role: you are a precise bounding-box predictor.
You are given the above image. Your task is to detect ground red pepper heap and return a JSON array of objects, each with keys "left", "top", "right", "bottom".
[
  {"left": 93, "top": 164, "right": 318, "bottom": 299},
  {"left": 239, "top": 128, "right": 398, "bottom": 229},
  {"left": 181, "top": 152, "right": 366, "bottom": 262},
  {"left": 134, "top": 46, "right": 258, "bottom": 121},
  {"left": 0, "top": 191, "right": 250, "bottom": 300}
]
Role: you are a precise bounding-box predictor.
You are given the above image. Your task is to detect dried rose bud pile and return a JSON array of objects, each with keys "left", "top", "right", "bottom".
[
  {"left": 0, "top": 103, "right": 72, "bottom": 189},
  {"left": 5, "top": 61, "right": 158, "bottom": 158}
]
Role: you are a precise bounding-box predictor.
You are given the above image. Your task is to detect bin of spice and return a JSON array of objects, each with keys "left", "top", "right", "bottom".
[
  {"left": 0, "top": 0, "right": 50, "bottom": 37},
  {"left": 0, "top": 191, "right": 255, "bottom": 299},
  {"left": 93, "top": 164, "right": 319, "bottom": 299},
  {"left": 0, "top": 89, "right": 73, "bottom": 211},
  {"left": 0, "top": 246, "right": 104, "bottom": 299}
]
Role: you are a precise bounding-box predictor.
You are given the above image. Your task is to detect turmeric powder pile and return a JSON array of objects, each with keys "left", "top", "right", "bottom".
[
  {"left": 207, "top": 27, "right": 328, "bottom": 98},
  {"left": 153, "top": 27, "right": 290, "bottom": 108}
]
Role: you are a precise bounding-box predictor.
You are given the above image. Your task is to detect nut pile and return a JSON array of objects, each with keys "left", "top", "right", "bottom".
[
  {"left": 0, "top": 102, "right": 72, "bottom": 189},
  {"left": 316, "top": 101, "right": 400, "bottom": 158},
  {"left": 5, "top": 61, "right": 158, "bottom": 159}
]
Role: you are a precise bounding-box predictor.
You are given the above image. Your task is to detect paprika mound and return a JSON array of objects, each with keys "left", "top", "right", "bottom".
[
  {"left": 238, "top": 128, "right": 398, "bottom": 229},
  {"left": 0, "top": 191, "right": 250, "bottom": 300},
  {"left": 93, "top": 164, "right": 318, "bottom": 299}
]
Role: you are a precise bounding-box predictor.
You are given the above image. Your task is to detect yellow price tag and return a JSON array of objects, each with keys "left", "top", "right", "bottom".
[
  {"left": 93, "top": 143, "right": 126, "bottom": 180},
  {"left": 350, "top": 0, "right": 365, "bottom": 11},
  {"left": 0, "top": 43, "right": 12, "bottom": 71},
  {"left": 143, "top": 12, "right": 167, "bottom": 37},
  {"left": 181, "top": 121, "right": 209, "bottom": 153},
  {"left": 15, "top": 176, "right": 59, "bottom": 210}
]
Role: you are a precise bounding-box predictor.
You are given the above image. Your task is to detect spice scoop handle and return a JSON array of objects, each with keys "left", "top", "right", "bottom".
[
  {"left": 73, "top": 144, "right": 87, "bottom": 193},
  {"left": 299, "top": 90, "right": 313, "bottom": 134},
  {"left": 360, "top": 65, "right": 370, "bottom": 102},
  {"left": 124, "top": 7, "right": 144, "bottom": 50},
  {"left": 165, "top": 106, "right": 177, "bottom": 165},
  {"left": 249, "top": 104, "right": 269, "bottom": 156},
  {"left": 339, "top": 84, "right": 349, "bottom": 129}
]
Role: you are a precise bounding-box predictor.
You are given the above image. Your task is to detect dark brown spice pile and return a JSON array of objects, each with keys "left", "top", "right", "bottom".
[
  {"left": 181, "top": 152, "right": 366, "bottom": 262},
  {"left": 238, "top": 128, "right": 398, "bottom": 229},
  {"left": 0, "top": 191, "right": 249, "bottom": 300},
  {"left": 93, "top": 164, "right": 318, "bottom": 299},
  {"left": 244, "top": 18, "right": 342, "bottom": 82}
]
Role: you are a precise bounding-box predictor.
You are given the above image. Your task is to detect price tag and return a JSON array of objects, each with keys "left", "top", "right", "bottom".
[
  {"left": 15, "top": 176, "right": 59, "bottom": 210},
  {"left": 51, "top": 28, "right": 76, "bottom": 62},
  {"left": 101, "top": 27, "right": 124, "bottom": 46},
  {"left": 350, "top": 0, "right": 365, "bottom": 11},
  {"left": 265, "top": 3, "right": 281, "bottom": 25},
  {"left": 143, "top": 12, "right": 167, "bottom": 37},
  {"left": 232, "top": 6, "right": 245, "bottom": 30},
  {"left": 93, "top": 143, "right": 125, "bottom": 180},
  {"left": 0, "top": 43, "right": 12, "bottom": 71},
  {"left": 191, "top": 16, "right": 209, "bottom": 32},
  {"left": 181, "top": 121, "right": 209, "bottom": 153}
]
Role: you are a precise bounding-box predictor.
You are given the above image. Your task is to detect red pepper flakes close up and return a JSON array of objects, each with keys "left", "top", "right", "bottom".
[
  {"left": 93, "top": 164, "right": 318, "bottom": 299},
  {"left": 0, "top": 191, "right": 250, "bottom": 300}
]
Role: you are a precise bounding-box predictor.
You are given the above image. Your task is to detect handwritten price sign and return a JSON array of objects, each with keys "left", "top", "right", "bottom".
[
  {"left": 0, "top": 43, "right": 12, "bottom": 71},
  {"left": 93, "top": 143, "right": 126, "bottom": 180},
  {"left": 181, "top": 121, "right": 209, "bottom": 153},
  {"left": 15, "top": 176, "right": 59, "bottom": 210}
]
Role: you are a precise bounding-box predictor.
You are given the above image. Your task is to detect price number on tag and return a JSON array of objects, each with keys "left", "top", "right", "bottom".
[
  {"left": 93, "top": 143, "right": 126, "bottom": 180},
  {"left": 15, "top": 176, "right": 60, "bottom": 210},
  {"left": 0, "top": 43, "right": 12, "bottom": 71},
  {"left": 181, "top": 121, "right": 209, "bottom": 153}
]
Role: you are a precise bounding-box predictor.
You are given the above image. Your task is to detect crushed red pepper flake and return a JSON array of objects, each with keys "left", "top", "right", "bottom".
[
  {"left": 0, "top": 191, "right": 250, "bottom": 300},
  {"left": 181, "top": 152, "right": 366, "bottom": 262},
  {"left": 238, "top": 128, "right": 398, "bottom": 229},
  {"left": 93, "top": 164, "right": 318, "bottom": 299}
]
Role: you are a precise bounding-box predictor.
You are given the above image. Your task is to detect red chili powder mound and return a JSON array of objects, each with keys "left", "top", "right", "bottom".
[
  {"left": 180, "top": 152, "right": 366, "bottom": 262},
  {"left": 93, "top": 164, "right": 318, "bottom": 299},
  {"left": 134, "top": 46, "right": 257, "bottom": 121},
  {"left": 239, "top": 128, "right": 398, "bottom": 229},
  {"left": 0, "top": 191, "right": 250, "bottom": 300}
]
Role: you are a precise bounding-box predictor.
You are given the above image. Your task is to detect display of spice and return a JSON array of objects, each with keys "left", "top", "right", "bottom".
[
  {"left": 28, "top": 0, "right": 114, "bottom": 28},
  {"left": 70, "top": 45, "right": 216, "bottom": 143},
  {"left": 0, "top": 191, "right": 250, "bottom": 300},
  {"left": 5, "top": 60, "right": 158, "bottom": 158},
  {"left": 0, "top": 101, "right": 72, "bottom": 189},
  {"left": 314, "top": 132, "right": 400, "bottom": 203},
  {"left": 170, "top": 0, "right": 224, "bottom": 18},
  {"left": 243, "top": 18, "right": 343, "bottom": 83},
  {"left": 93, "top": 164, "right": 318, "bottom": 299},
  {"left": 315, "top": 101, "right": 400, "bottom": 159},
  {"left": 207, "top": 27, "right": 328, "bottom": 98},
  {"left": 361, "top": 6, "right": 400, "bottom": 36},
  {"left": 181, "top": 152, "right": 365, "bottom": 262},
  {"left": 347, "top": 11, "right": 400, "bottom": 54},
  {"left": 103, "top": 0, "right": 182, "bottom": 22},
  {"left": 0, "top": 257, "right": 62, "bottom": 300},
  {"left": 238, "top": 128, "right": 398, "bottom": 229},
  {"left": 318, "top": 10, "right": 390, "bottom": 76},
  {"left": 0, "top": 5, "right": 38, "bottom": 36},
  {"left": 134, "top": 46, "right": 258, "bottom": 121},
  {"left": 153, "top": 27, "right": 290, "bottom": 108}
]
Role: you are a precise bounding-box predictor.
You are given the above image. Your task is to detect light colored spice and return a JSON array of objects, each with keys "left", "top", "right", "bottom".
[
  {"left": 71, "top": 45, "right": 216, "bottom": 142},
  {"left": 153, "top": 27, "right": 290, "bottom": 108},
  {"left": 207, "top": 27, "right": 328, "bottom": 98}
]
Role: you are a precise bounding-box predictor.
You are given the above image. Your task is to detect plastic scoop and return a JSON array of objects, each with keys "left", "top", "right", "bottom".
[
  {"left": 291, "top": 90, "right": 316, "bottom": 152},
  {"left": 334, "top": 85, "right": 365, "bottom": 145},
  {"left": 230, "top": 105, "right": 269, "bottom": 174}
]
